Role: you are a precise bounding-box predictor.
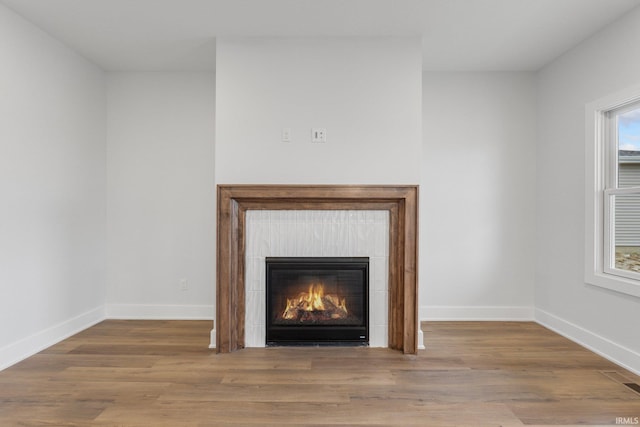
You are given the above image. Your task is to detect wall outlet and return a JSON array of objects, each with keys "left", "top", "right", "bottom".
[
  {"left": 311, "top": 128, "right": 326, "bottom": 143},
  {"left": 179, "top": 279, "right": 188, "bottom": 291}
]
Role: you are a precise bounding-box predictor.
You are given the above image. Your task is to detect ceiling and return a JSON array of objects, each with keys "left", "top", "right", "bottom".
[{"left": 2, "top": 0, "right": 639, "bottom": 71}]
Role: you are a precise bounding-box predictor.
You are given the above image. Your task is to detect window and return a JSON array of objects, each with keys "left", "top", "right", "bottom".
[
  {"left": 605, "top": 103, "right": 640, "bottom": 280},
  {"left": 586, "top": 86, "right": 640, "bottom": 297}
]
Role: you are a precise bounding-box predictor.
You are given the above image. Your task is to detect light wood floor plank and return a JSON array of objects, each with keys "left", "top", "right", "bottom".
[{"left": 0, "top": 320, "right": 638, "bottom": 426}]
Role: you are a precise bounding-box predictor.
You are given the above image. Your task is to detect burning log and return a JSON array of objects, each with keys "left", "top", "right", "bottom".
[{"left": 282, "top": 283, "right": 349, "bottom": 322}]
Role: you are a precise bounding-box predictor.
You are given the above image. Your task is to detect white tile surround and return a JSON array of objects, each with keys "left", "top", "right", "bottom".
[{"left": 245, "top": 210, "right": 389, "bottom": 347}]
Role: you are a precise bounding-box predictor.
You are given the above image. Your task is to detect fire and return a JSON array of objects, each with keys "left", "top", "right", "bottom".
[
  {"left": 282, "top": 283, "right": 348, "bottom": 321},
  {"left": 303, "top": 283, "right": 326, "bottom": 312}
]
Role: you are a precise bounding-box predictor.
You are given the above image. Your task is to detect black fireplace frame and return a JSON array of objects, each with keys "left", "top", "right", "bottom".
[{"left": 265, "top": 257, "right": 369, "bottom": 346}]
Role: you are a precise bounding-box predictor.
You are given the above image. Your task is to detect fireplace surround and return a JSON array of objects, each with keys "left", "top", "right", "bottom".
[{"left": 216, "top": 184, "right": 419, "bottom": 354}]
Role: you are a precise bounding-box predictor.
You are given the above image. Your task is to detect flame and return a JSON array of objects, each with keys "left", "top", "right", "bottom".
[{"left": 282, "top": 283, "right": 348, "bottom": 320}]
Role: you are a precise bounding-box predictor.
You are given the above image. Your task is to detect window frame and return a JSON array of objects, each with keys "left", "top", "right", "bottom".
[{"left": 585, "top": 84, "right": 640, "bottom": 298}]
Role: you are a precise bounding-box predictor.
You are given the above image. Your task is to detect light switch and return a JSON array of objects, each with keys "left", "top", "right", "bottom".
[{"left": 282, "top": 128, "right": 292, "bottom": 142}]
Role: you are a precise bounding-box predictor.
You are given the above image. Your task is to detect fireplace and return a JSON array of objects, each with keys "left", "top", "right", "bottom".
[
  {"left": 266, "top": 257, "right": 369, "bottom": 345},
  {"left": 215, "top": 185, "right": 419, "bottom": 354}
]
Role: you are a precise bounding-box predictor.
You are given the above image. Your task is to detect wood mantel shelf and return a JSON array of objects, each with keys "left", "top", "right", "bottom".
[{"left": 216, "top": 185, "right": 419, "bottom": 354}]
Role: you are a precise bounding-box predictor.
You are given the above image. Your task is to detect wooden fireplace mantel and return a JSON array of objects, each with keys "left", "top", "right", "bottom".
[{"left": 216, "top": 184, "right": 419, "bottom": 354}]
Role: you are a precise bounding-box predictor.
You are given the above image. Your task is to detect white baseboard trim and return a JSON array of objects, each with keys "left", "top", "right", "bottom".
[
  {"left": 209, "top": 327, "right": 216, "bottom": 349},
  {"left": 417, "top": 328, "right": 425, "bottom": 350},
  {"left": 535, "top": 308, "right": 640, "bottom": 376},
  {"left": 420, "top": 305, "right": 534, "bottom": 321},
  {"left": 0, "top": 306, "right": 106, "bottom": 371},
  {"left": 105, "top": 304, "right": 214, "bottom": 320}
]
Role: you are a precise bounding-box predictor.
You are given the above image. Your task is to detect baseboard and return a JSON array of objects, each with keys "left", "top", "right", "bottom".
[
  {"left": 105, "top": 304, "right": 214, "bottom": 320},
  {"left": 420, "top": 305, "right": 534, "bottom": 321},
  {"left": 209, "top": 327, "right": 216, "bottom": 349},
  {"left": 0, "top": 306, "right": 106, "bottom": 371},
  {"left": 535, "top": 308, "right": 640, "bottom": 376}
]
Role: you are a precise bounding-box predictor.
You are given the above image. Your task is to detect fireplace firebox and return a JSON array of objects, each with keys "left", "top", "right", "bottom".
[{"left": 266, "top": 257, "right": 369, "bottom": 346}]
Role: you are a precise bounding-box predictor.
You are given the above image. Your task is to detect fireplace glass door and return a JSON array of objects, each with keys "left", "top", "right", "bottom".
[{"left": 265, "top": 257, "right": 369, "bottom": 346}]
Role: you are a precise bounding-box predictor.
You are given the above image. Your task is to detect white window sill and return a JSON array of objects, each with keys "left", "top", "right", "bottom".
[{"left": 586, "top": 270, "right": 640, "bottom": 298}]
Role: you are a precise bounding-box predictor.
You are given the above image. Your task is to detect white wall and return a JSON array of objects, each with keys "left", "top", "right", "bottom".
[
  {"left": 0, "top": 4, "right": 106, "bottom": 369},
  {"left": 215, "top": 37, "right": 422, "bottom": 185},
  {"left": 536, "top": 7, "right": 640, "bottom": 373},
  {"left": 421, "top": 72, "right": 537, "bottom": 320},
  {"left": 106, "top": 73, "right": 216, "bottom": 319}
]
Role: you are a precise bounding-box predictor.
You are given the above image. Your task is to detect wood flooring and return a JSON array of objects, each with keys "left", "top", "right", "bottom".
[{"left": 1, "top": 320, "right": 639, "bottom": 426}]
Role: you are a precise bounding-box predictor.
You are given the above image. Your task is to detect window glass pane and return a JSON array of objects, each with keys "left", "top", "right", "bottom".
[
  {"left": 618, "top": 106, "right": 640, "bottom": 188},
  {"left": 613, "top": 192, "right": 640, "bottom": 273}
]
